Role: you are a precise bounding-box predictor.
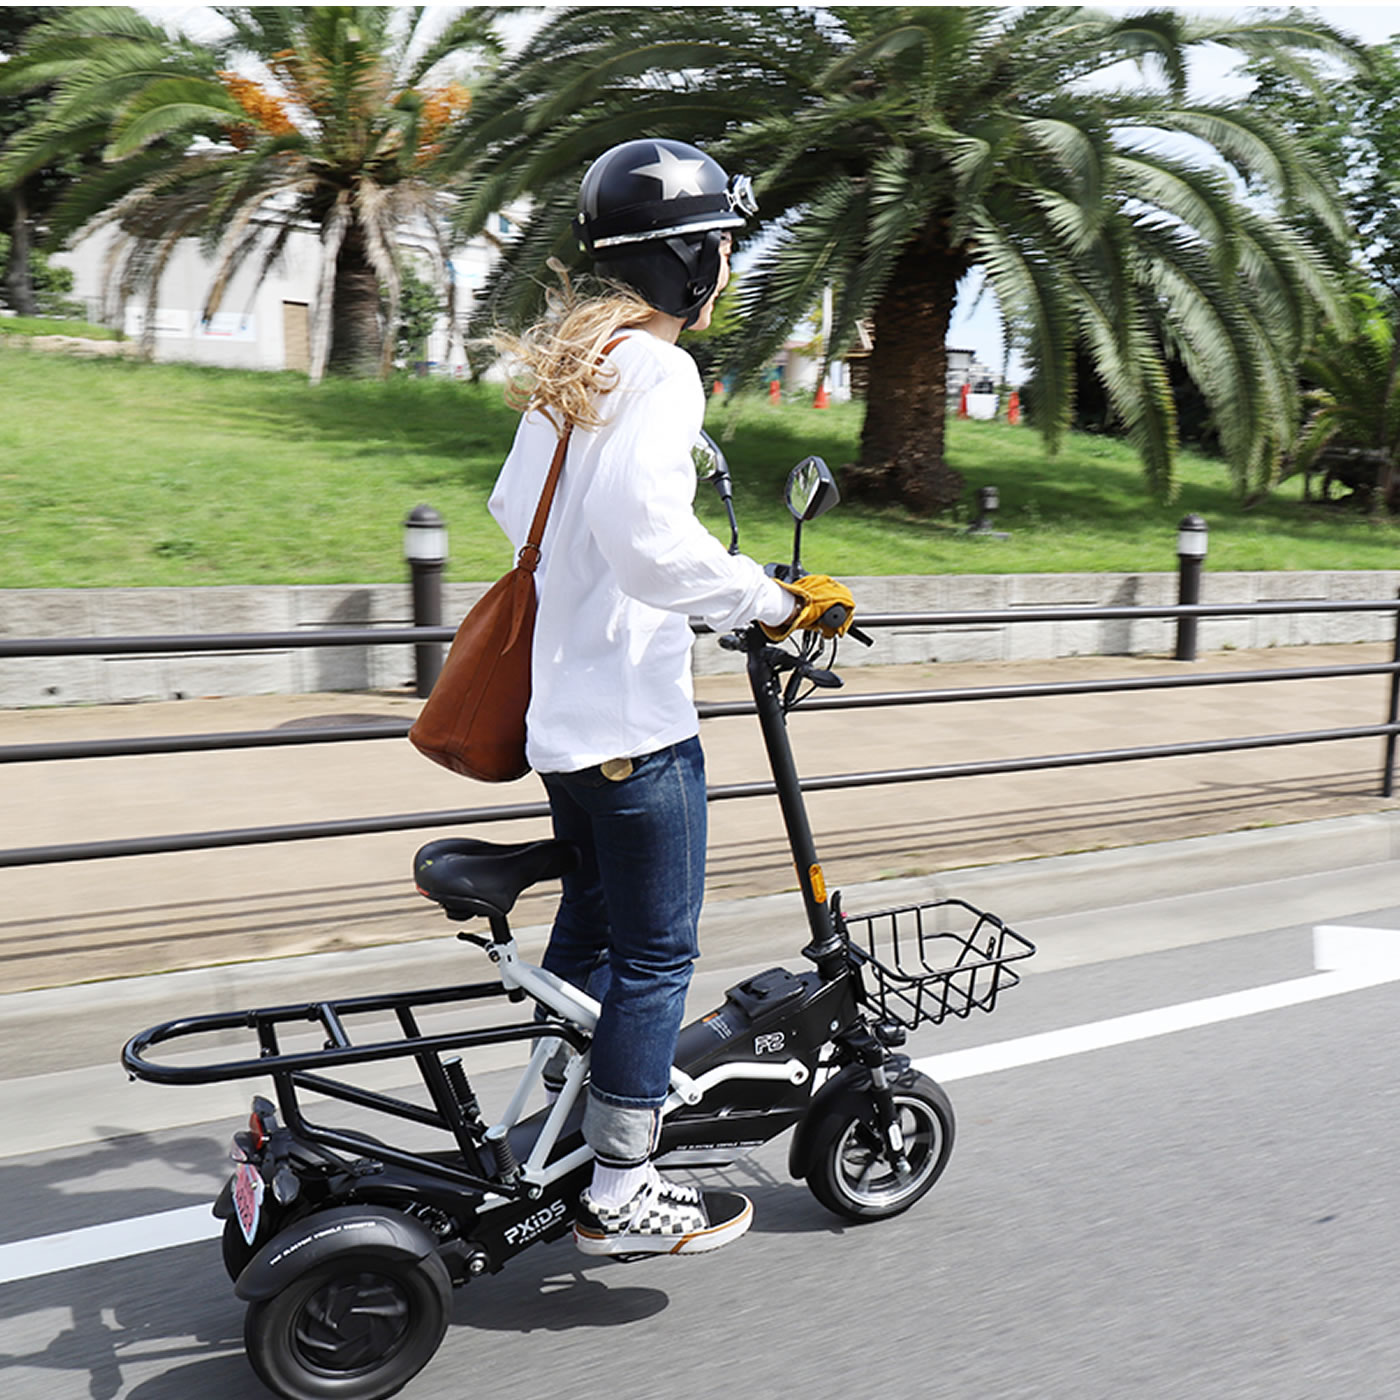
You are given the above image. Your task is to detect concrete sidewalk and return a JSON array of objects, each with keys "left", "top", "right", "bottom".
[{"left": 2, "top": 642, "right": 1397, "bottom": 998}]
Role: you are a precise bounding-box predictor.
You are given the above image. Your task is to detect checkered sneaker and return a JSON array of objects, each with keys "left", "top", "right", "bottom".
[{"left": 574, "top": 1166, "right": 753, "bottom": 1256}]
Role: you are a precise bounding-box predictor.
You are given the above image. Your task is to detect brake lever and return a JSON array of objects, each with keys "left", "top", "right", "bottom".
[
  {"left": 782, "top": 668, "right": 804, "bottom": 708},
  {"left": 782, "top": 654, "right": 844, "bottom": 707}
]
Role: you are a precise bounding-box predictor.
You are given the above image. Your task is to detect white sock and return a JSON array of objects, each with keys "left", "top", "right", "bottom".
[{"left": 589, "top": 1161, "right": 650, "bottom": 1208}]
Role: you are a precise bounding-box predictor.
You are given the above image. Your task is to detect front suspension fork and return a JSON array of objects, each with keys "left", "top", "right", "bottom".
[{"left": 845, "top": 1026, "right": 913, "bottom": 1178}]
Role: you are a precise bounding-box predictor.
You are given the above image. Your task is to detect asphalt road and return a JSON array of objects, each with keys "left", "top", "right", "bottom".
[{"left": 2, "top": 877, "right": 1399, "bottom": 1400}]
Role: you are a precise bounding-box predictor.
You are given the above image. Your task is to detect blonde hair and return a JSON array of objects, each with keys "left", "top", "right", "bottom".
[{"left": 493, "top": 261, "right": 655, "bottom": 433}]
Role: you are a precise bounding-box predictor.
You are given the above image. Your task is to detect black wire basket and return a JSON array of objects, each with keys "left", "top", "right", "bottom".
[{"left": 836, "top": 897, "right": 1035, "bottom": 1030}]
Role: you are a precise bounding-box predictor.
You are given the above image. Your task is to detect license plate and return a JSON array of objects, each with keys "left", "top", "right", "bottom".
[{"left": 232, "top": 1161, "right": 265, "bottom": 1246}]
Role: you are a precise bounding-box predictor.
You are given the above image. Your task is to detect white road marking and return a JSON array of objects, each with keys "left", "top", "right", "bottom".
[
  {"left": 919, "top": 923, "right": 1400, "bottom": 1083},
  {"left": 2, "top": 926, "right": 1396, "bottom": 1286},
  {"left": 0, "top": 1203, "right": 219, "bottom": 1285},
  {"left": 916, "top": 967, "right": 1396, "bottom": 1083}
]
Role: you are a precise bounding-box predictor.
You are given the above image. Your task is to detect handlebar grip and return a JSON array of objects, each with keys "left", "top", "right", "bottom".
[{"left": 815, "top": 605, "right": 874, "bottom": 647}]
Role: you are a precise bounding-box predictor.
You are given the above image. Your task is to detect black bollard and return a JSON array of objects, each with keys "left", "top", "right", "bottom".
[
  {"left": 1174, "top": 514, "right": 1207, "bottom": 661},
  {"left": 403, "top": 504, "right": 447, "bottom": 697}
]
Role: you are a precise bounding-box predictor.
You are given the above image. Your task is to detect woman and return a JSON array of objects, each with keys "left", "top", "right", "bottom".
[{"left": 489, "top": 139, "right": 854, "bottom": 1256}]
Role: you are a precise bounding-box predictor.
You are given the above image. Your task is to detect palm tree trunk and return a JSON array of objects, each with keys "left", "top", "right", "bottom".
[
  {"left": 326, "top": 220, "right": 384, "bottom": 379},
  {"left": 4, "top": 188, "right": 38, "bottom": 317},
  {"left": 846, "top": 241, "right": 968, "bottom": 515},
  {"left": 1379, "top": 314, "right": 1400, "bottom": 515}
]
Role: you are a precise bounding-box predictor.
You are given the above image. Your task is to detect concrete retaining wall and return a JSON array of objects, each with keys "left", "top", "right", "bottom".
[{"left": 2, "top": 570, "right": 1397, "bottom": 708}]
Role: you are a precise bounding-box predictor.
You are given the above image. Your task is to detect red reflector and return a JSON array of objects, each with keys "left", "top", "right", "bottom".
[{"left": 248, "top": 1111, "right": 268, "bottom": 1151}]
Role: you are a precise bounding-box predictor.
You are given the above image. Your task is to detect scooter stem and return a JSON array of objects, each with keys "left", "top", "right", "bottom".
[{"left": 744, "top": 630, "right": 845, "bottom": 972}]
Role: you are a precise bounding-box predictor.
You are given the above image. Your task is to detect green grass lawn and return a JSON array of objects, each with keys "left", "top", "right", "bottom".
[
  {"left": 1, "top": 314, "right": 125, "bottom": 341},
  {"left": 2, "top": 343, "right": 1396, "bottom": 588}
]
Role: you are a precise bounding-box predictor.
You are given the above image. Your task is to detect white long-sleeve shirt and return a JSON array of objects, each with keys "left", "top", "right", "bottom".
[{"left": 488, "top": 328, "right": 792, "bottom": 774}]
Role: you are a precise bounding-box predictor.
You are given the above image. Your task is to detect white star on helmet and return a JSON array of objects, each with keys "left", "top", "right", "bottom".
[{"left": 630, "top": 145, "right": 707, "bottom": 200}]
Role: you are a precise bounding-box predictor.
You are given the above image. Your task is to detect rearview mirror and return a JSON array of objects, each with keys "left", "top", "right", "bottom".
[
  {"left": 694, "top": 430, "right": 739, "bottom": 555},
  {"left": 785, "top": 456, "right": 840, "bottom": 522},
  {"left": 692, "top": 433, "right": 727, "bottom": 483}
]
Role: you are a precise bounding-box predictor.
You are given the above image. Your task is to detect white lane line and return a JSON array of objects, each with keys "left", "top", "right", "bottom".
[
  {"left": 918, "top": 923, "right": 1400, "bottom": 1083},
  {"left": 912, "top": 924, "right": 1394, "bottom": 1086},
  {"left": 916, "top": 967, "right": 1396, "bottom": 1083},
  {"left": 0, "top": 1203, "right": 220, "bottom": 1285},
  {"left": 4, "top": 926, "right": 1396, "bottom": 1286}
]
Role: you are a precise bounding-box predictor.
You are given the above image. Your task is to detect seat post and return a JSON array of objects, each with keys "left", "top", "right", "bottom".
[{"left": 488, "top": 913, "right": 513, "bottom": 945}]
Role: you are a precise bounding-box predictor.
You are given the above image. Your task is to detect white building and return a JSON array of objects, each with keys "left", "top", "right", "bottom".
[
  {"left": 946, "top": 345, "right": 999, "bottom": 418},
  {"left": 53, "top": 204, "right": 520, "bottom": 375}
]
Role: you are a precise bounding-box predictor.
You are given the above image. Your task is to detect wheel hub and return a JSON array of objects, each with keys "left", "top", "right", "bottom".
[{"left": 293, "top": 1270, "right": 412, "bottom": 1374}]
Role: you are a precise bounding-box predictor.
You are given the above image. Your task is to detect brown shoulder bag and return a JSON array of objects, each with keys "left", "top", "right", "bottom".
[
  {"left": 409, "top": 336, "right": 625, "bottom": 780},
  {"left": 406, "top": 425, "right": 573, "bottom": 782}
]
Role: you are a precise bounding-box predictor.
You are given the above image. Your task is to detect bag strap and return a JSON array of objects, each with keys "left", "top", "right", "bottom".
[{"left": 517, "top": 333, "right": 629, "bottom": 574}]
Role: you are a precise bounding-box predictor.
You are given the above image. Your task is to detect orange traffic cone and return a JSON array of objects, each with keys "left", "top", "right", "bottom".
[
  {"left": 813, "top": 382, "right": 829, "bottom": 409},
  {"left": 1007, "top": 390, "right": 1020, "bottom": 425},
  {"left": 957, "top": 382, "right": 970, "bottom": 420},
  {"left": 769, "top": 378, "right": 781, "bottom": 403}
]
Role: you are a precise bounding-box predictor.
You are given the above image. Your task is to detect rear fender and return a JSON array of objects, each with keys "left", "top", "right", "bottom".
[
  {"left": 234, "top": 1204, "right": 441, "bottom": 1302},
  {"left": 212, "top": 1176, "right": 234, "bottom": 1220}
]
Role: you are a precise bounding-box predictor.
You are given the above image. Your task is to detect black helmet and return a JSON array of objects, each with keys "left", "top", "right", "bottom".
[{"left": 574, "top": 138, "right": 757, "bottom": 326}]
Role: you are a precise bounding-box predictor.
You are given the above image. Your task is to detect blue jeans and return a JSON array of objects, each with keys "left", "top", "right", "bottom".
[{"left": 540, "top": 736, "right": 707, "bottom": 1167}]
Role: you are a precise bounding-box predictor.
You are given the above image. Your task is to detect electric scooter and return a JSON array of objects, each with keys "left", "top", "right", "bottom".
[{"left": 123, "top": 440, "right": 1034, "bottom": 1400}]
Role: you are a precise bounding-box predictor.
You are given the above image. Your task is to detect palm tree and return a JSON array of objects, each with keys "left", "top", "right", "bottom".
[
  {"left": 1295, "top": 292, "right": 1400, "bottom": 513},
  {"left": 0, "top": 6, "right": 498, "bottom": 380},
  {"left": 445, "top": 5, "right": 1358, "bottom": 510},
  {"left": 0, "top": 5, "right": 76, "bottom": 317}
]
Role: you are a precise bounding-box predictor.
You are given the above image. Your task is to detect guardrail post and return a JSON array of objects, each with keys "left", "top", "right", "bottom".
[
  {"left": 403, "top": 505, "right": 447, "bottom": 698},
  {"left": 1383, "top": 587, "right": 1400, "bottom": 798},
  {"left": 1174, "top": 514, "right": 1207, "bottom": 661}
]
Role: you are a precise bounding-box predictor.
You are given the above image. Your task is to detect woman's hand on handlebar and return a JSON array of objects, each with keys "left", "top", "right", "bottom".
[{"left": 761, "top": 574, "right": 856, "bottom": 641}]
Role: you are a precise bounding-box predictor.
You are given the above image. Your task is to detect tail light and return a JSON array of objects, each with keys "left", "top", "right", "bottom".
[{"left": 247, "top": 1094, "right": 278, "bottom": 1152}]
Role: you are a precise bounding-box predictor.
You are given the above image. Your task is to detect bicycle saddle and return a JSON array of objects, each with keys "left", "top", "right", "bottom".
[{"left": 413, "top": 837, "right": 579, "bottom": 922}]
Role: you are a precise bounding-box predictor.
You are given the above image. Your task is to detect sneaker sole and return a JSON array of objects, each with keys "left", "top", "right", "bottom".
[{"left": 574, "top": 1197, "right": 754, "bottom": 1257}]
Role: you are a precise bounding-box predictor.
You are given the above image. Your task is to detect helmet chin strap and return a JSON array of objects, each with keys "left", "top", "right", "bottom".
[{"left": 666, "top": 231, "right": 723, "bottom": 327}]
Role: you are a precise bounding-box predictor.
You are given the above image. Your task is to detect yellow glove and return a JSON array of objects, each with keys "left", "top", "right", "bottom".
[{"left": 761, "top": 574, "right": 856, "bottom": 641}]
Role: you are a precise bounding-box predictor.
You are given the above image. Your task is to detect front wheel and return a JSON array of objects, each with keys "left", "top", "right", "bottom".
[
  {"left": 805, "top": 1072, "right": 954, "bottom": 1222},
  {"left": 243, "top": 1249, "right": 452, "bottom": 1400}
]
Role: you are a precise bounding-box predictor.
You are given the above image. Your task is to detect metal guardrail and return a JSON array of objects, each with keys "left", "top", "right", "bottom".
[
  {"left": 3, "top": 601, "right": 1399, "bottom": 870},
  {"left": 5, "top": 599, "right": 1400, "bottom": 658}
]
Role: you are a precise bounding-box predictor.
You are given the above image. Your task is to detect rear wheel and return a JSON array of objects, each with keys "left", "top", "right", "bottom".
[
  {"left": 243, "top": 1248, "right": 451, "bottom": 1400},
  {"left": 806, "top": 1072, "right": 954, "bottom": 1221}
]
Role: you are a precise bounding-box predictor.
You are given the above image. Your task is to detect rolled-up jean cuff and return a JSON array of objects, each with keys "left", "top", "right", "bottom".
[{"left": 584, "top": 1091, "right": 662, "bottom": 1168}]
